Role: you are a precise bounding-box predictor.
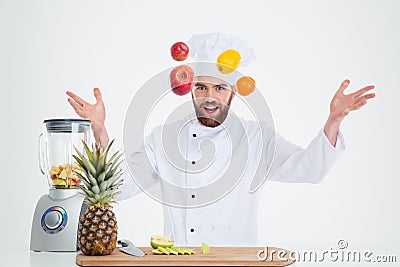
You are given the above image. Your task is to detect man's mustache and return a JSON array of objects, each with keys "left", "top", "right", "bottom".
[{"left": 200, "top": 101, "right": 220, "bottom": 108}]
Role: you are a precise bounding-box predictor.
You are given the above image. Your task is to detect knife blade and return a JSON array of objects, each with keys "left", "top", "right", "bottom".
[{"left": 118, "top": 239, "right": 145, "bottom": 257}]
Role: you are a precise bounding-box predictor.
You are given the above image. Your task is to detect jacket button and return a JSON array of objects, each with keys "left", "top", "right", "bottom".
[
  {"left": 190, "top": 228, "right": 194, "bottom": 232},
  {"left": 191, "top": 194, "right": 195, "bottom": 199},
  {"left": 191, "top": 161, "right": 195, "bottom": 165},
  {"left": 192, "top": 133, "right": 197, "bottom": 137}
]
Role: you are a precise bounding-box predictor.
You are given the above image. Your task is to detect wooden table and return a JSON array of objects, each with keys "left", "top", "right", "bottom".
[{"left": 76, "top": 247, "right": 296, "bottom": 266}]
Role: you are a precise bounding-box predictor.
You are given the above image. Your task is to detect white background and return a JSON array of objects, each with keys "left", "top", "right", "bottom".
[{"left": 1, "top": 0, "right": 399, "bottom": 266}]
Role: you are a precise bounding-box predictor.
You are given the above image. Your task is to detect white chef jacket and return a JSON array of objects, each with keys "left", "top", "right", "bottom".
[{"left": 117, "top": 112, "right": 345, "bottom": 246}]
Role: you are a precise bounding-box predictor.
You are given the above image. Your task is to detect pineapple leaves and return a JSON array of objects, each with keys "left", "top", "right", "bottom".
[
  {"left": 74, "top": 148, "right": 86, "bottom": 165},
  {"left": 83, "top": 157, "right": 97, "bottom": 176},
  {"left": 91, "top": 185, "right": 100, "bottom": 194},
  {"left": 74, "top": 171, "right": 90, "bottom": 187},
  {"left": 73, "top": 139, "right": 124, "bottom": 207},
  {"left": 72, "top": 155, "right": 85, "bottom": 170},
  {"left": 97, "top": 171, "right": 107, "bottom": 184},
  {"left": 88, "top": 173, "right": 98, "bottom": 186},
  {"left": 95, "top": 147, "right": 101, "bottom": 170},
  {"left": 99, "top": 180, "right": 107, "bottom": 192},
  {"left": 104, "top": 139, "right": 115, "bottom": 165},
  {"left": 108, "top": 150, "right": 123, "bottom": 167},
  {"left": 82, "top": 141, "right": 94, "bottom": 164},
  {"left": 96, "top": 154, "right": 105, "bottom": 173}
]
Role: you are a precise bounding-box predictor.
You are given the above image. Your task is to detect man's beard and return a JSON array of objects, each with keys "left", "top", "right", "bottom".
[{"left": 193, "top": 94, "right": 233, "bottom": 128}]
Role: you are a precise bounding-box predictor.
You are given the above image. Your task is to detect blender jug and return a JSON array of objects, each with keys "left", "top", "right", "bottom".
[
  {"left": 31, "top": 119, "right": 91, "bottom": 252},
  {"left": 39, "top": 119, "right": 91, "bottom": 189}
]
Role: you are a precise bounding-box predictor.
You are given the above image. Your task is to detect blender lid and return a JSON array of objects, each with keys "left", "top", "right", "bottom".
[{"left": 44, "top": 119, "right": 91, "bottom": 133}]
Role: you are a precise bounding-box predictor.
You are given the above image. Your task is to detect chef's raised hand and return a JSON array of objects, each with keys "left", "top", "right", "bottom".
[
  {"left": 329, "top": 79, "right": 375, "bottom": 124},
  {"left": 324, "top": 79, "right": 375, "bottom": 147},
  {"left": 66, "top": 88, "right": 110, "bottom": 149}
]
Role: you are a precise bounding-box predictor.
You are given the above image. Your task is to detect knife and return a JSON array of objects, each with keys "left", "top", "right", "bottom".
[{"left": 118, "top": 239, "right": 145, "bottom": 257}]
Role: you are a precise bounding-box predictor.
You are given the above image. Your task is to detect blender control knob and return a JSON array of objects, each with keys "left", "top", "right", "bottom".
[
  {"left": 44, "top": 210, "right": 62, "bottom": 229},
  {"left": 41, "top": 206, "right": 68, "bottom": 233}
]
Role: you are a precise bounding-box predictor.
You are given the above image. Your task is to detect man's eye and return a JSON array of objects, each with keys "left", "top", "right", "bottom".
[
  {"left": 216, "top": 86, "right": 225, "bottom": 91},
  {"left": 197, "top": 86, "right": 206, "bottom": 91}
]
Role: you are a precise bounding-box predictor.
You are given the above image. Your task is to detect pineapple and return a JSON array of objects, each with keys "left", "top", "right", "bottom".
[{"left": 73, "top": 139, "right": 123, "bottom": 256}]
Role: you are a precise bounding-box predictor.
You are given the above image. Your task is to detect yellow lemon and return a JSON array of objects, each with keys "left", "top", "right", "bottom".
[{"left": 217, "top": 49, "right": 241, "bottom": 74}]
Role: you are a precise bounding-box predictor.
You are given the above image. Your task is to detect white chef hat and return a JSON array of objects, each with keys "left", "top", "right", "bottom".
[{"left": 186, "top": 33, "right": 255, "bottom": 85}]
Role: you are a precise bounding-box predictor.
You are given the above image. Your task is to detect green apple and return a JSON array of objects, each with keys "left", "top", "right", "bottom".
[
  {"left": 157, "top": 247, "right": 170, "bottom": 255},
  {"left": 150, "top": 235, "right": 174, "bottom": 249},
  {"left": 202, "top": 242, "right": 210, "bottom": 254},
  {"left": 152, "top": 249, "right": 163, "bottom": 255},
  {"left": 171, "top": 247, "right": 182, "bottom": 255},
  {"left": 183, "top": 248, "right": 195, "bottom": 255}
]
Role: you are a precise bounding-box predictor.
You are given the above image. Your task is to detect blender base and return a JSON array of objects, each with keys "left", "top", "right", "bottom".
[{"left": 30, "top": 189, "right": 84, "bottom": 252}]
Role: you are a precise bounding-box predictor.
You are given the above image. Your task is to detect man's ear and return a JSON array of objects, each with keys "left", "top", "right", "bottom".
[{"left": 231, "top": 85, "right": 237, "bottom": 98}]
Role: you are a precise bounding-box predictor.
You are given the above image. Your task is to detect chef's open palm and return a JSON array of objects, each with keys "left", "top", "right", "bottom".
[
  {"left": 66, "top": 88, "right": 106, "bottom": 133},
  {"left": 329, "top": 80, "right": 375, "bottom": 124}
]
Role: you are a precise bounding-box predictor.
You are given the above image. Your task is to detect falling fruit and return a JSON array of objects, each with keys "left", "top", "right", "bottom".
[
  {"left": 169, "top": 65, "right": 195, "bottom": 96},
  {"left": 170, "top": 42, "right": 190, "bottom": 61},
  {"left": 217, "top": 49, "right": 241, "bottom": 74},
  {"left": 236, "top": 76, "right": 256, "bottom": 96}
]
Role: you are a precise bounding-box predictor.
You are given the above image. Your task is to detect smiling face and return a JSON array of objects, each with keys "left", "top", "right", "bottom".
[{"left": 191, "top": 76, "right": 236, "bottom": 128}]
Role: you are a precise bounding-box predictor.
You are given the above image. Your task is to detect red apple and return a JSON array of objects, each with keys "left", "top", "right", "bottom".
[
  {"left": 169, "top": 65, "right": 194, "bottom": 96},
  {"left": 170, "top": 42, "right": 189, "bottom": 61}
]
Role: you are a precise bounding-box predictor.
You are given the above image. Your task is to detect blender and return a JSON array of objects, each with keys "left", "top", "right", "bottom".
[{"left": 30, "top": 119, "right": 91, "bottom": 252}]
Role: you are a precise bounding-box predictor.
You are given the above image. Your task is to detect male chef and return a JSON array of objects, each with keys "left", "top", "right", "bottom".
[{"left": 66, "top": 33, "right": 375, "bottom": 246}]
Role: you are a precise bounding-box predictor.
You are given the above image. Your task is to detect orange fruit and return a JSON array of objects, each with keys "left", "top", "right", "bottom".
[
  {"left": 236, "top": 76, "right": 256, "bottom": 96},
  {"left": 217, "top": 49, "right": 241, "bottom": 74}
]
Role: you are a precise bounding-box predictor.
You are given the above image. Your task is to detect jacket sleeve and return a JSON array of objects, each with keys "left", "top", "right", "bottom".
[
  {"left": 115, "top": 132, "right": 160, "bottom": 201},
  {"left": 268, "top": 129, "right": 346, "bottom": 184}
]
